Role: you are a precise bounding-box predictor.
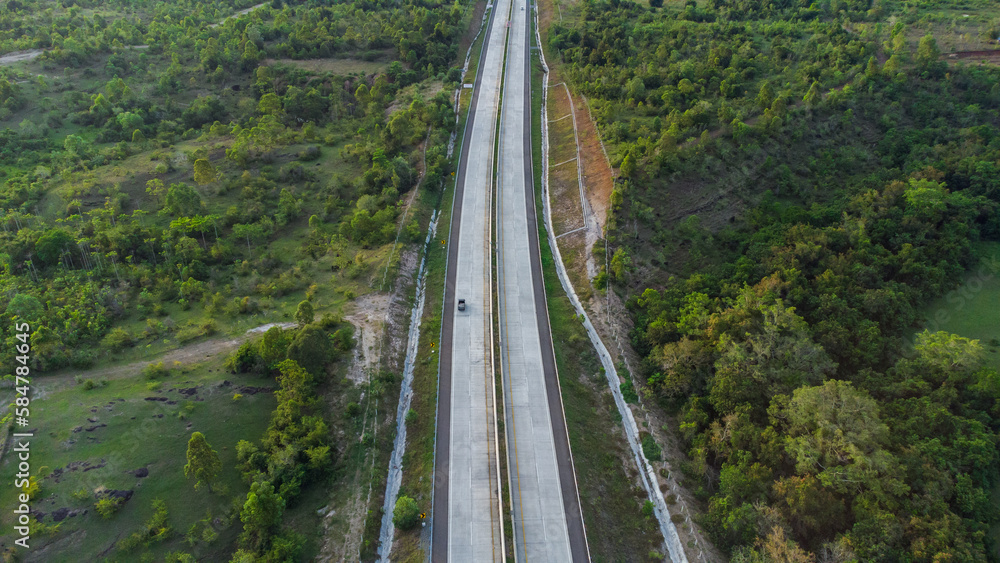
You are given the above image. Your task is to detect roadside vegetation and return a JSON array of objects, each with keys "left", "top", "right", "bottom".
[
  {"left": 0, "top": 0, "right": 480, "bottom": 560},
  {"left": 531, "top": 32, "right": 664, "bottom": 559},
  {"left": 546, "top": 0, "right": 1000, "bottom": 559}
]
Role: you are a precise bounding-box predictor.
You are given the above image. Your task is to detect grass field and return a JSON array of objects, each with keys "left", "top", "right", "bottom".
[
  {"left": 0, "top": 356, "right": 275, "bottom": 561},
  {"left": 918, "top": 242, "right": 1000, "bottom": 369}
]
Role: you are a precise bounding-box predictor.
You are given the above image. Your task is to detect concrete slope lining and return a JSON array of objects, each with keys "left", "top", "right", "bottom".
[{"left": 376, "top": 210, "right": 439, "bottom": 561}]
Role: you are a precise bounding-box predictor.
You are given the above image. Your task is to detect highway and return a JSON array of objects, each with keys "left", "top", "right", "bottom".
[
  {"left": 495, "top": 0, "right": 589, "bottom": 560},
  {"left": 432, "top": 0, "right": 509, "bottom": 559},
  {"left": 432, "top": 0, "right": 589, "bottom": 559}
]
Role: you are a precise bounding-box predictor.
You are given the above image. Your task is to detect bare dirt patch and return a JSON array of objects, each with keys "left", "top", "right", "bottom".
[
  {"left": 575, "top": 94, "right": 614, "bottom": 231},
  {"left": 0, "top": 49, "right": 44, "bottom": 65},
  {"left": 344, "top": 292, "right": 392, "bottom": 385},
  {"left": 208, "top": 2, "right": 267, "bottom": 28},
  {"left": 264, "top": 57, "right": 387, "bottom": 76},
  {"left": 32, "top": 321, "right": 299, "bottom": 401}
]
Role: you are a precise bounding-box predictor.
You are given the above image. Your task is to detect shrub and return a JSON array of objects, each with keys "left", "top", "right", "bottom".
[
  {"left": 95, "top": 496, "right": 124, "bottom": 519},
  {"left": 345, "top": 402, "right": 361, "bottom": 418},
  {"left": 143, "top": 362, "right": 170, "bottom": 380},
  {"left": 82, "top": 379, "right": 96, "bottom": 390},
  {"left": 393, "top": 496, "right": 420, "bottom": 530},
  {"left": 641, "top": 433, "right": 662, "bottom": 462},
  {"left": 71, "top": 350, "right": 96, "bottom": 369},
  {"left": 102, "top": 327, "right": 133, "bottom": 351},
  {"left": 642, "top": 500, "right": 654, "bottom": 518},
  {"left": 297, "top": 145, "right": 321, "bottom": 161},
  {"left": 226, "top": 340, "right": 265, "bottom": 375},
  {"left": 117, "top": 499, "right": 171, "bottom": 552},
  {"left": 332, "top": 326, "right": 355, "bottom": 352},
  {"left": 620, "top": 378, "right": 638, "bottom": 404}
]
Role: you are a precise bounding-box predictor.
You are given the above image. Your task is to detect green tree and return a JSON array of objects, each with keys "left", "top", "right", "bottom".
[
  {"left": 295, "top": 300, "right": 314, "bottom": 326},
  {"left": 146, "top": 178, "right": 166, "bottom": 201},
  {"left": 865, "top": 56, "right": 879, "bottom": 79},
  {"left": 116, "top": 111, "right": 142, "bottom": 132},
  {"left": 620, "top": 154, "right": 636, "bottom": 178},
  {"left": 884, "top": 54, "right": 902, "bottom": 76},
  {"left": 755, "top": 81, "right": 774, "bottom": 110},
  {"left": 240, "top": 481, "right": 285, "bottom": 551},
  {"left": 7, "top": 294, "right": 43, "bottom": 321},
  {"left": 193, "top": 158, "right": 217, "bottom": 185},
  {"left": 803, "top": 80, "right": 821, "bottom": 108},
  {"left": 184, "top": 432, "right": 222, "bottom": 492},
  {"left": 35, "top": 229, "right": 74, "bottom": 267},
  {"left": 105, "top": 76, "right": 132, "bottom": 102},
  {"left": 779, "top": 380, "right": 905, "bottom": 496},
  {"left": 393, "top": 496, "right": 420, "bottom": 530},
  {"left": 257, "top": 92, "right": 283, "bottom": 117},
  {"left": 610, "top": 247, "right": 631, "bottom": 281},
  {"left": 911, "top": 330, "right": 984, "bottom": 372},
  {"left": 916, "top": 34, "right": 940, "bottom": 70},
  {"left": 286, "top": 325, "right": 332, "bottom": 377},
  {"left": 625, "top": 76, "right": 646, "bottom": 101},
  {"left": 88, "top": 93, "right": 113, "bottom": 121},
  {"left": 242, "top": 41, "right": 261, "bottom": 71},
  {"left": 709, "top": 289, "right": 835, "bottom": 415},
  {"left": 165, "top": 183, "right": 203, "bottom": 216}
]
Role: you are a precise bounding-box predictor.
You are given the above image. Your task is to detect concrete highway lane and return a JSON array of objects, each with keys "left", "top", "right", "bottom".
[
  {"left": 432, "top": 0, "right": 510, "bottom": 559},
  {"left": 496, "top": 0, "right": 590, "bottom": 560}
]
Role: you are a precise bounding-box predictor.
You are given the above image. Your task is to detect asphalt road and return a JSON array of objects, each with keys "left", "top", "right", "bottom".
[
  {"left": 496, "top": 0, "right": 590, "bottom": 560},
  {"left": 432, "top": 0, "right": 510, "bottom": 560}
]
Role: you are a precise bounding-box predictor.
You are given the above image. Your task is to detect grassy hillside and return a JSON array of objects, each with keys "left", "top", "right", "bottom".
[{"left": 0, "top": 0, "right": 481, "bottom": 560}]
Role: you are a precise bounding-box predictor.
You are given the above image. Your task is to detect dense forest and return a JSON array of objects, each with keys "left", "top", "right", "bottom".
[
  {"left": 0, "top": 0, "right": 474, "bottom": 560},
  {"left": 549, "top": 0, "right": 1000, "bottom": 559}
]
